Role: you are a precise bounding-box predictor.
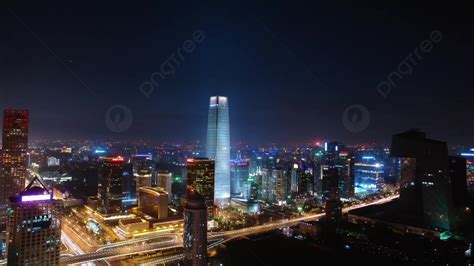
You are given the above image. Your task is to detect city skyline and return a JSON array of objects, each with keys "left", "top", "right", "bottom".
[{"left": 0, "top": 2, "right": 472, "bottom": 265}]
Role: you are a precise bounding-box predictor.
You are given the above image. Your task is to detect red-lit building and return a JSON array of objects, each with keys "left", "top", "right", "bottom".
[
  {"left": 1, "top": 109, "right": 29, "bottom": 207},
  {"left": 97, "top": 156, "right": 124, "bottom": 215}
]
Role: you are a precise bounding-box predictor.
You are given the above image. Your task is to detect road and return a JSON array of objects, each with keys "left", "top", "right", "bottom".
[
  {"left": 60, "top": 194, "right": 398, "bottom": 265},
  {"left": 60, "top": 236, "right": 178, "bottom": 265}
]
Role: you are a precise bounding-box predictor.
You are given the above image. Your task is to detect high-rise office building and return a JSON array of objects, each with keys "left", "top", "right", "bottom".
[
  {"left": 186, "top": 158, "right": 215, "bottom": 219},
  {"left": 132, "top": 154, "right": 155, "bottom": 197},
  {"left": 337, "top": 150, "right": 355, "bottom": 199},
  {"left": 290, "top": 163, "right": 299, "bottom": 193},
  {"left": 391, "top": 130, "right": 456, "bottom": 230},
  {"left": 138, "top": 187, "right": 168, "bottom": 220},
  {"left": 230, "top": 159, "right": 249, "bottom": 198},
  {"left": 247, "top": 179, "right": 259, "bottom": 204},
  {"left": 183, "top": 189, "right": 208, "bottom": 266},
  {"left": 206, "top": 96, "right": 231, "bottom": 205},
  {"left": 274, "top": 169, "right": 286, "bottom": 202},
  {"left": 354, "top": 156, "right": 385, "bottom": 193},
  {"left": 97, "top": 156, "right": 124, "bottom": 215},
  {"left": 1, "top": 109, "right": 29, "bottom": 206},
  {"left": 323, "top": 142, "right": 355, "bottom": 199},
  {"left": 321, "top": 143, "right": 343, "bottom": 222},
  {"left": 260, "top": 168, "right": 274, "bottom": 202},
  {"left": 156, "top": 170, "right": 172, "bottom": 203},
  {"left": 322, "top": 161, "right": 342, "bottom": 223},
  {"left": 7, "top": 177, "right": 61, "bottom": 265}
]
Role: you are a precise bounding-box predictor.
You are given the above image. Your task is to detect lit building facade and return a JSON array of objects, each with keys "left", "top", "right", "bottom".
[
  {"left": 1, "top": 109, "right": 29, "bottom": 206},
  {"left": 156, "top": 170, "right": 172, "bottom": 203},
  {"left": 458, "top": 151, "right": 474, "bottom": 197},
  {"left": 335, "top": 150, "right": 355, "bottom": 199},
  {"left": 354, "top": 156, "right": 385, "bottom": 194},
  {"left": 138, "top": 187, "right": 168, "bottom": 220},
  {"left": 183, "top": 189, "right": 207, "bottom": 266},
  {"left": 323, "top": 142, "right": 355, "bottom": 199},
  {"left": 260, "top": 168, "right": 274, "bottom": 202},
  {"left": 186, "top": 158, "right": 215, "bottom": 219},
  {"left": 274, "top": 169, "right": 286, "bottom": 202},
  {"left": 206, "top": 96, "right": 231, "bottom": 205},
  {"left": 321, "top": 160, "right": 342, "bottom": 223},
  {"left": 132, "top": 154, "right": 155, "bottom": 197},
  {"left": 97, "top": 156, "right": 124, "bottom": 215},
  {"left": 230, "top": 159, "right": 249, "bottom": 198},
  {"left": 290, "top": 163, "right": 299, "bottom": 193},
  {"left": 7, "top": 178, "right": 61, "bottom": 265}
]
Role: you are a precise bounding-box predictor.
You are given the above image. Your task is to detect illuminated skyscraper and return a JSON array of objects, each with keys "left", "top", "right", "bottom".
[
  {"left": 354, "top": 156, "right": 385, "bottom": 193},
  {"left": 323, "top": 142, "right": 355, "bottom": 199},
  {"left": 132, "top": 154, "right": 155, "bottom": 196},
  {"left": 290, "top": 164, "right": 299, "bottom": 193},
  {"left": 156, "top": 170, "right": 172, "bottom": 203},
  {"left": 337, "top": 150, "right": 355, "bottom": 199},
  {"left": 183, "top": 189, "right": 207, "bottom": 266},
  {"left": 1, "top": 109, "right": 29, "bottom": 206},
  {"left": 7, "top": 177, "right": 61, "bottom": 265},
  {"left": 97, "top": 156, "right": 124, "bottom": 215},
  {"left": 274, "top": 169, "right": 286, "bottom": 202},
  {"left": 206, "top": 96, "right": 231, "bottom": 205},
  {"left": 322, "top": 162, "right": 342, "bottom": 223},
  {"left": 230, "top": 159, "right": 249, "bottom": 198},
  {"left": 186, "top": 158, "right": 215, "bottom": 219},
  {"left": 260, "top": 168, "right": 273, "bottom": 202}
]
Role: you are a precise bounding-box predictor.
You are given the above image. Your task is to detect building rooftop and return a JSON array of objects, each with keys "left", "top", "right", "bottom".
[{"left": 119, "top": 217, "right": 145, "bottom": 225}]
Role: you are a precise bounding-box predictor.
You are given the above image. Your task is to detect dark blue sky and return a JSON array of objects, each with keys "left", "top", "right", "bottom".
[{"left": 0, "top": 2, "right": 472, "bottom": 145}]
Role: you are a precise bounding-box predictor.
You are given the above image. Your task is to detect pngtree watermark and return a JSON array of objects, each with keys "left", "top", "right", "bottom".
[
  {"left": 342, "top": 104, "right": 371, "bottom": 133},
  {"left": 139, "top": 30, "right": 206, "bottom": 99},
  {"left": 376, "top": 30, "right": 443, "bottom": 99},
  {"left": 105, "top": 104, "right": 133, "bottom": 133}
]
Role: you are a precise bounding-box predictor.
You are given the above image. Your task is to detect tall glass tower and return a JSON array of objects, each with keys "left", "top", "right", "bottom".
[{"left": 206, "top": 96, "right": 231, "bottom": 205}]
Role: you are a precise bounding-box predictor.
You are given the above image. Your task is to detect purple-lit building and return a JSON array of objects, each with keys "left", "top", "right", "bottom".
[{"left": 7, "top": 177, "right": 61, "bottom": 265}]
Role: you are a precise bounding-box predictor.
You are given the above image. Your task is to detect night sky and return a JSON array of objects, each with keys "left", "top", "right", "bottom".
[{"left": 0, "top": 2, "right": 472, "bottom": 145}]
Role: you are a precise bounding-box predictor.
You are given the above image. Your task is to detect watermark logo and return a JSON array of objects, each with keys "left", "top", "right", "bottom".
[
  {"left": 377, "top": 30, "right": 443, "bottom": 99},
  {"left": 105, "top": 105, "right": 133, "bottom": 133},
  {"left": 342, "top": 104, "right": 370, "bottom": 133},
  {"left": 139, "top": 30, "right": 206, "bottom": 99}
]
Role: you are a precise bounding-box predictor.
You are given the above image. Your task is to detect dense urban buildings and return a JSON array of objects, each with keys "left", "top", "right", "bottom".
[
  {"left": 7, "top": 177, "right": 61, "bottom": 265},
  {"left": 183, "top": 189, "right": 208, "bottom": 266},
  {"left": 0, "top": 3, "right": 471, "bottom": 265},
  {"left": 206, "top": 96, "right": 231, "bottom": 206}
]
